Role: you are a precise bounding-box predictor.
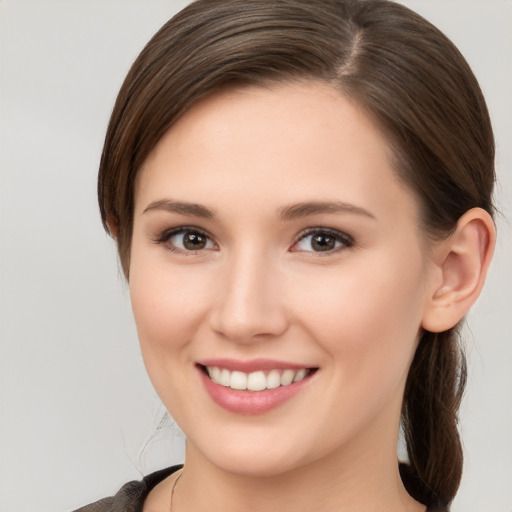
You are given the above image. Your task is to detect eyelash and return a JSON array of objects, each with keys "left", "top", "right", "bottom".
[
  {"left": 292, "top": 227, "right": 355, "bottom": 255},
  {"left": 152, "top": 226, "right": 354, "bottom": 255},
  {"left": 152, "top": 226, "right": 216, "bottom": 255}
]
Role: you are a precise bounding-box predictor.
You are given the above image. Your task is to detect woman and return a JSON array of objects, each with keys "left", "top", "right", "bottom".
[{"left": 75, "top": 0, "right": 496, "bottom": 511}]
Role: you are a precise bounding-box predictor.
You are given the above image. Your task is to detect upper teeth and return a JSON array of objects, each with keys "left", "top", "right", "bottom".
[{"left": 206, "top": 367, "right": 309, "bottom": 391}]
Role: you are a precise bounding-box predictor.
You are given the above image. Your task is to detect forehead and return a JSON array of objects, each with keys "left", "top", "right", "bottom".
[{"left": 136, "top": 82, "right": 418, "bottom": 225}]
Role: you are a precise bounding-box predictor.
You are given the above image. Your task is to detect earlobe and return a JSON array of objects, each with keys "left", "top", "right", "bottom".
[{"left": 422, "top": 208, "right": 496, "bottom": 333}]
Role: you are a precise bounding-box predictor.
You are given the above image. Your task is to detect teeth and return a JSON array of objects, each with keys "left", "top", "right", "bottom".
[
  {"left": 209, "top": 366, "right": 221, "bottom": 382},
  {"left": 266, "top": 369, "right": 281, "bottom": 389},
  {"left": 206, "top": 366, "right": 312, "bottom": 391},
  {"left": 280, "top": 369, "right": 295, "bottom": 386},
  {"left": 247, "top": 371, "right": 267, "bottom": 391},
  {"left": 230, "top": 371, "right": 247, "bottom": 390},
  {"left": 220, "top": 368, "right": 231, "bottom": 387},
  {"left": 293, "top": 368, "right": 307, "bottom": 382}
]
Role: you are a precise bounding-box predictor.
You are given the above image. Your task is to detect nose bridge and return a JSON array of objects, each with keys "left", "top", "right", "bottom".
[{"left": 210, "top": 244, "right": 287, "bottom": 342}]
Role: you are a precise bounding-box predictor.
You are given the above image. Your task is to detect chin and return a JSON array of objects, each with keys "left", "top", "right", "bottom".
[
  {"left": 189, "top": 425, "right": 329, "bottom": 479},
  {"left": 208, "top": 448, "right": 306, "bottom": 478}
]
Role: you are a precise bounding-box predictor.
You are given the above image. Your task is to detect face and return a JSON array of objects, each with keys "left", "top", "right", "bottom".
[{"left": 129, "top": 82, "right": 434, "bottom": 477}]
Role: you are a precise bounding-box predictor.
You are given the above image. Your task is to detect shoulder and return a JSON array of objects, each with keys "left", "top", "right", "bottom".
[
  {"left": 71, "top": 496, "right": 114, "bottom": 512},
  {"left": 71, "top": 465, "right": 183, "bottom": 512}
]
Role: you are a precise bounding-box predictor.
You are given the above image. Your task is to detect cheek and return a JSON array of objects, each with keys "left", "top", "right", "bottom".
[
  {"left": 128, "top": 251, "right": 219, "bottom": 419},
  {"left": 295, "top": 251, "right": 426, "bottom": 382},
  {"left": 128, "top": 248, "right": 212, "bottom": 362}
]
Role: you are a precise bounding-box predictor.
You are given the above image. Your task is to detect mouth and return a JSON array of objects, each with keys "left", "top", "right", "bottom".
[
  {"left": 198, "top": 364, "right": 317, "bottom": 391},
  {"left": 196, "top": 360, "right": 319, "bottom": 414}
]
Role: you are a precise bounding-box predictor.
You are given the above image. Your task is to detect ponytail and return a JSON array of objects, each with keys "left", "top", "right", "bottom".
[{"left": 401, "top": 329, "right": 467, "bottom": 509}]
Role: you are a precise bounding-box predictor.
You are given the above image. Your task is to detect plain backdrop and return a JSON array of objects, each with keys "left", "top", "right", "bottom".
[{"left": 0, "top": 1, "right": 510, "bottom": 511}]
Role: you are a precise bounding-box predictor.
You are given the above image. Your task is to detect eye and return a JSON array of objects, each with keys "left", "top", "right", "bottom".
[
  {"left": 155, "top": 227, "right": 216, "bottom": 253},
  {"left": 291, "top": 228, "right": 353, "bottom": 253}
]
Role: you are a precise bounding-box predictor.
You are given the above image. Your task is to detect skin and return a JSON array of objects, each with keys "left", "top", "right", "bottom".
[{"left": 129, "top": 82, "right": 448, "bottom": 512}]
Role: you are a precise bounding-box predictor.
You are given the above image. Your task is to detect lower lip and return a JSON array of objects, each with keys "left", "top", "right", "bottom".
[{"left": 198, "top": 368, "right": 315, "bottom": 415}]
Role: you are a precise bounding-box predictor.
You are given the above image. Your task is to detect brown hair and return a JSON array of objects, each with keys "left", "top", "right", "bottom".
[{"left": 98, "top": 0, "right": 495, "bottom": 508}]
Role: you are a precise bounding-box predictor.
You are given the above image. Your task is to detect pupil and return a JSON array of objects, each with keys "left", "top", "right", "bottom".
[
  {"left": 184, "top": 232, "right": 206, "bottom": 250},
  {"left": 312, "top": 234, "right": 334, "bottom": 251}
]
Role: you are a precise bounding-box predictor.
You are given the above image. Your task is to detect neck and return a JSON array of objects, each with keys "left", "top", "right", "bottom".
[{"left": 173, "top": 436, "right": 425, "bottom": 512}]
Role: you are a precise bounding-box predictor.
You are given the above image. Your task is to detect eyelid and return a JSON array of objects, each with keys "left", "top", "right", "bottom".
[
  {"left": 290, "top": 227, "right": 354, "bottom": 253},
  {"left": 152, "top": 225, "right": 218, "bottom": 254},
  {"left": 151, "top": 225, "right": 354, "bottom": 255}
]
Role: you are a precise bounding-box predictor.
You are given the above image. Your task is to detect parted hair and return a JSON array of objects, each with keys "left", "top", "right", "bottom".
[{"left": 98, "top": 0, "right": 495, "bottom": 509}]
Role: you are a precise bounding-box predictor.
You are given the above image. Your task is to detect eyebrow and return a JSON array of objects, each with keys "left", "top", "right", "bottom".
[
  {"left": 142, "top": 199, "right": 375, "bottom": 221},
  {"left": 279, "top": 201, "right": 376, "bottom": 221},
  {"left": 143, "top": 199, "right": 216, "bottom": 219}
]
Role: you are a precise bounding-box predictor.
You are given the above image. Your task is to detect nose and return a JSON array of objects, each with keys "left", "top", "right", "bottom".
[{"left": 208, "top": 248, "right": 289, "bottom": 344}]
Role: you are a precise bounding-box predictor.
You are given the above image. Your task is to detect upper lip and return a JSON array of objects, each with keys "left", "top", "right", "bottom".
[{"left": 197, "top": 358, "right": 316, "bottom": 373}]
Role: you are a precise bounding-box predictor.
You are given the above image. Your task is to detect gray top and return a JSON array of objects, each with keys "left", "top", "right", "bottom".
[
  {"left": 72, "top": 465, "right": 182, "bottom": 512},
  {"left": 72, "top": 463, "right": 444, "bottom": 512}
]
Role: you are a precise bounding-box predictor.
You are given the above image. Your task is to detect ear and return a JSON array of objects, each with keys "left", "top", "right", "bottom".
[
  {"left": 106, "top": 214, "right": 119, "bottom": 240},
  {"left": 422, "top": 208, "right": 496, "bottom": 333}
]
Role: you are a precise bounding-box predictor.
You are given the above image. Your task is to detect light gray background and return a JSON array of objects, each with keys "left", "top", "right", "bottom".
[{"left": 0, "top": 1, "right": 510, "bottom": 511}]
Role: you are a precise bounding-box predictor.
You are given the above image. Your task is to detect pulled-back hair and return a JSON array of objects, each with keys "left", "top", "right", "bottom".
[{"left": 98, "top": 0, "right": 495, "bottom": 509}]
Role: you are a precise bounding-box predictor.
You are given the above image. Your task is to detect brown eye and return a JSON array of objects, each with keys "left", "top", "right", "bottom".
[
  {"left": 160, "top": 228, "right": 215, "bottom": 253},
  {"left": 311, "top": 233, "right": 337, "bottom": 251},
  {"left": 292, "top": 229, "right": 353, "bottom": 253},
  {"left": 182, "top": 231, "right": 207, "bottom": 250}
]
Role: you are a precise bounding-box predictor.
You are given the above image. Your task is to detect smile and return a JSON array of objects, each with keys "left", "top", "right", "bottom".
[
  {"left": 196, "top": 360, "right": 318, "bottom": 415},
  {"left": 205, "top": 366, "right": 312, "bottom": 391}
]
